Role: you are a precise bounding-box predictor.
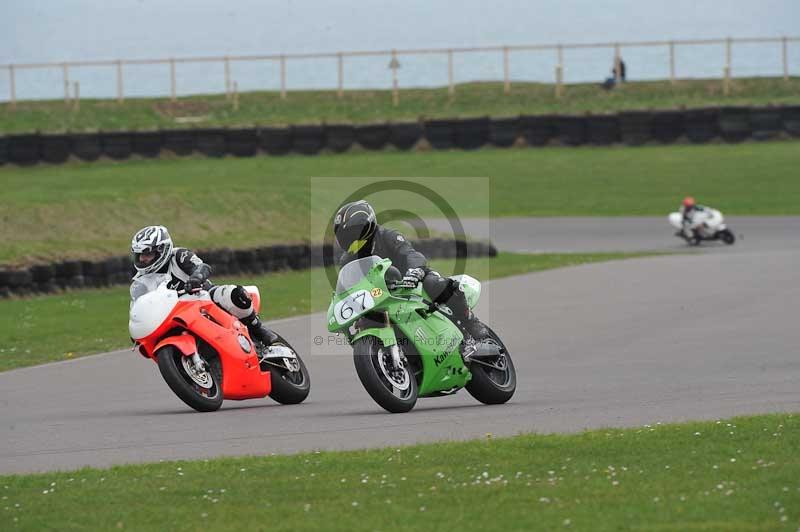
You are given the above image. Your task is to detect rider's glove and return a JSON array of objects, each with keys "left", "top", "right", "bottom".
[
  {"left": 185, "top": 275, "right": 204, "bottom": 294},
  {"left": 402, "top": 267, "right": 426, "bottom": 288}
]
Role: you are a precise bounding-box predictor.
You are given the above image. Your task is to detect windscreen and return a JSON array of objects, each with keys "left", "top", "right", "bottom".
[
  {"left": 129, "top": 273, "right": 170, "bottom": 301},
  {"left": 335, "top": 256, "right": 382, "bottom": 294}
]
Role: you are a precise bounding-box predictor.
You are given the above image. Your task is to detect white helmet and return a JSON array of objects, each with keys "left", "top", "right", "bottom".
[{"left": 131, "top": 225, "right": 173, "bottom": 274}]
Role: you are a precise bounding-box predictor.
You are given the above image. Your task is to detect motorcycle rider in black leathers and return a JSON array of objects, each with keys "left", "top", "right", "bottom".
[
  {"left": 333, "top": 200, "right": 489, "bottom": 343},
  {"left": 129, "top": 225, "right": 278, "bottom": 348}
]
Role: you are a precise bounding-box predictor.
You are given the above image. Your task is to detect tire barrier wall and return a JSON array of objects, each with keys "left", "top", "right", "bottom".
[
  {"left": 0, "top": 239, "right": 498, "bottom": 298},
  {"left": 1, "top": 105, "right": 798, "bottom": 166}
]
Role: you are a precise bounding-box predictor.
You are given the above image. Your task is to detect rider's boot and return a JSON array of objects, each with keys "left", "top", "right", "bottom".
[
  {"left": 447, "top": 289, "right": 490, "bottom": 344},
  {"left": 461, "top": 311, "right": 490, "bottom": 340},
  {"left": 242, "top": 312, "right": 279, "bottom": 349}
]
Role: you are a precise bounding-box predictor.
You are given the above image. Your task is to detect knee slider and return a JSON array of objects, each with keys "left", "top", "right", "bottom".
[{"left": 230, "top": 285, "right": 252, "bottom": 310}]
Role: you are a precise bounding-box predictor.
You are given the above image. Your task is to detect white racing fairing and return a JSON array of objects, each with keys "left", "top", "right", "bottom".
[{"left": 128, "top": 283, "right": 211, "bottom": 340}]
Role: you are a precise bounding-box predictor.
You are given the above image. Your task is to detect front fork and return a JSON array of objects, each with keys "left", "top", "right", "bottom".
[
  {"left": 384, "top": 311, "right": 402, "bottom": 368},
  {"left": 351, "top": 312, "right": 403, "bottom": 369},
  {"left": 190, "top": 352, "right": 207, "bottom": 372}
]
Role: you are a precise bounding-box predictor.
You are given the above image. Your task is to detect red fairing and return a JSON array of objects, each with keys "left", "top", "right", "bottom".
[
  {"left": 138, "top": 297, "right": 271, "bottom": 400},
  {"left": 154, "top": 333, "right": 197, "bottom": 356}
]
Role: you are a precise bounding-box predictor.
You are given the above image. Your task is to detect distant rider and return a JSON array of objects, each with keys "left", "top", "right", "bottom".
[
  {"left": 678, "top": 196, "right": 722, "bottom": 244},
  {"left": 333, "top": 200, "right": 489, "bottom": 342},
  {"left": 129, "top": 225, "right": 278, "bottom": 347}
]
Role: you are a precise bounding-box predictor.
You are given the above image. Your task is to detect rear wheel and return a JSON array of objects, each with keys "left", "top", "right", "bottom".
[
  {"left": 156, "top": 345, "right": 223, "bottom": 412},
  {"left": 465, "top": 325, "right": 516, "bottom": 405},
  {"left": 719, "top": 229, "right": 736, "bottom": 245},
  {"left": 353, "top": 336, "right": 418, "bottom": 413},
  {"left": 264, "top": 335, "right": 310, "bottom": 405}
]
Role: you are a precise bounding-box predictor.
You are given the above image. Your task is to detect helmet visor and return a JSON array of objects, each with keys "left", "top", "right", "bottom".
[
  {"left": 335, "top": 223, "right": 374, "bottom": 253},
  {"left": 132, "top": 245, "right": 163, "bottom": 269}
]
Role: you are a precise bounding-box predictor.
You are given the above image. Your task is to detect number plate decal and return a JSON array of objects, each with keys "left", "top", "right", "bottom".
[{"left": 334, "top": 289, "right": 375, "bottom": 325}]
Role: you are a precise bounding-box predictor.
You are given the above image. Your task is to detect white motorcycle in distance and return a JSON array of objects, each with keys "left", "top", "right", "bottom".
[{"left": 669, "top": 208, "right": 736, "bottom": 246}]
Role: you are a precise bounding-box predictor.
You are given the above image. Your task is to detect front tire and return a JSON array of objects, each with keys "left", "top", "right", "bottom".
[
  {"left": 156, "top": 345, "right": 223, "bottom": 412},
  {"left": 465, "top": 325, "right": 516, "bottom": 405},
  {"left": 266, "top": 335, "right": 311, "bottom": 405},
  {"left": 353, "top": 336, "right": 418, "bottom": 413},
  {"left": 719, "top": 229, "right": 736, "bottom": 245}
]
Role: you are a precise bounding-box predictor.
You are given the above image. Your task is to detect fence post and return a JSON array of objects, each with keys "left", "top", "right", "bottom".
[
  {"left": 723, "top": 37, "right": 732, "bottom": 95},
  {"left": 782, "top": 36, "right": 789, "bottom": 82},
  {"left": 116, "top": 60, "right": 124, "bottom": 103},
  {"left": 280, "top": 55, "right": 286, "bottom": 100},
  {"left": 73, "top": 81, "right": 80, "bottom": 112},
  {"left": 63, "top": 63, "right": 70, "bottom": 104},
  {"left": 169, "top": 58, "right": 176, "bottom": 102},
  {"left": 669, "top": 41, "right": 676, "bottom": 85},
  {"left": 390, "top": 49, "right": 399, "bottom": 107},
  {"left": 614, "top": 43, "right": 622, "bottom": 84},
  {"left": 503, "top": 46, "right": 510, "bottom": 94},
  {"left": 8, "top": 65, "right": 16, "bottom": 110},
  {"left": 555, "top": 45, "right": 564, "bottom": 98},
  {"left": 447, "top": 49, "right": 454, "bottom": 96},
  {"left": 337, "top": 52, "right": 344, "bottom": 98},
  {"left": 224, "top": 56, "right": 232, "bottom": 99}
]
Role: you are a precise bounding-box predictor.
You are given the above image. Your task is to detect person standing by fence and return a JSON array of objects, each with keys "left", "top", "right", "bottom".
[{"left": 603, "top": 57, "right": 627, "bottom": 90}]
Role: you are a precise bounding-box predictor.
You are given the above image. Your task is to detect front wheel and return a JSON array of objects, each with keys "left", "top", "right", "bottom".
[
  {"left": 465, "top": 325, "right": 516, "bottom": 405},
  {"left": 265, "top": 335, "right": 311, "bottom": 405},
  {"left": 353, "top": 336, "right": 418, "bottom": 413},
  {"left": 156, "top": 345, "right": 223, "bottom": 412},
  {"left": 718, "top": 229, "right": 736, "bottom": 245}
]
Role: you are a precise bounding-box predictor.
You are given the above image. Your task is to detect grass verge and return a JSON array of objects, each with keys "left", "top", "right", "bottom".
[
  {"left": 1, "top": 78, "right": 798, "bottom": 133},
  {"left": 1, "top": 141, "right": 798, "bottom": 265},
  {"left": 0, "top": 252, "right": 655, "bottom": 372},
  {"left": 1, "top": 413, "right": 797, "bottom": 531}
]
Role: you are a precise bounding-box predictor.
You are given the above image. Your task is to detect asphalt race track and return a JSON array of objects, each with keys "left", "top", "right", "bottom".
[{"left": 1, "top": 217, "right": 799, "bottom": 474}]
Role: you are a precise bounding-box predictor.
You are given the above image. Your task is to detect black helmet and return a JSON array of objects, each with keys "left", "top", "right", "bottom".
[{"left": 334, "top": 200, "right": 377, "bottom": 254}]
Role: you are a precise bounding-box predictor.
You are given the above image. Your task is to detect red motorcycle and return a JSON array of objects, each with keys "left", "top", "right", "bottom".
[{"left": 129, "top": 281, "right": 310, "bottom": 412}]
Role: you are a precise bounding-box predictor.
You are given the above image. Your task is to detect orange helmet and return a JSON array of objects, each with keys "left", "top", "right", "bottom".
[{"left": 682, "top": 196, "right": 696, "bottom": 208}]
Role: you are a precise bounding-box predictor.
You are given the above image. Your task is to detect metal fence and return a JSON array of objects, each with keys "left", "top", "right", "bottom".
[{"left": 1, "top": 35, "right": 798, "bottom": 107}]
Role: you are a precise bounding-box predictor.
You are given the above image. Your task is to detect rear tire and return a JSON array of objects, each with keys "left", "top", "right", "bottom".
[
  {"left": 156, "top": 345, "right": 223, "bottom": 412},
  {"left": 719, "top": 229, "right": 736, "bottom": 245},
  {"left": 353, "top": 336, "right": 418, "bottom": 413},
  {"left": 266, "top": 335, "right": 311, "bottom": 405},
  {"left": 465, "top": 325, "right": 516, "bottom": 405}
]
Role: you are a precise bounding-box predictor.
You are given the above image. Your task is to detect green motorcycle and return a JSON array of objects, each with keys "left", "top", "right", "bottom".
[{"left": 327, "top": 256, "right": 516, "bottom": 413}]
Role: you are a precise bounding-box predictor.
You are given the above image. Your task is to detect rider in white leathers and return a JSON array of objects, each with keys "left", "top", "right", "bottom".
[{"left": 678, "top": 196, "right": 723, "bottom": 242}]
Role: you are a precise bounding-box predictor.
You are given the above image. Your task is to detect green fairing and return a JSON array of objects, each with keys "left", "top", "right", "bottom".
[
  {"left": 327, "top": 257, "right": 473, "bottom": 397},
  {"left": 352, "top": 326, "right": 396, "bottom": 347}
]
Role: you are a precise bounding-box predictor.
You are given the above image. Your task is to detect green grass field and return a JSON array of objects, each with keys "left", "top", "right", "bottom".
[
  {"left": 2, "top": 413, "right": 797, "bottom": 531},
  {"left": 0, "top": 252, "right": 656, "bottom": 372},
  {"left": 1, "top": 141, "right": 798, "bottom": 266},
  {"left": 1, "top": 78, "right": 799, "bottom": 133}
]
